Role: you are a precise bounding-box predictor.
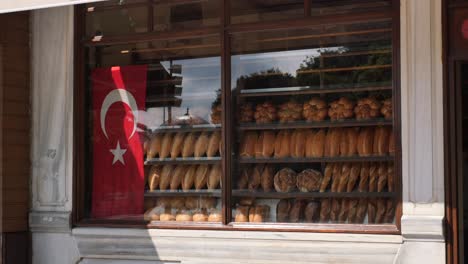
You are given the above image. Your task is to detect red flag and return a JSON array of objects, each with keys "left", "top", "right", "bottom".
[{"left": 91, "top": 65, "right": 147, "bottom": 218}]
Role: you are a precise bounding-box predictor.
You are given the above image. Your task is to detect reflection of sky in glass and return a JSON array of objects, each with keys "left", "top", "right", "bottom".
[
  {"left": 231, "top": 47, "right": 345, "bottom": 89},
  {"left": 141, "top": 56, "right": 221, "bottom": 128}
]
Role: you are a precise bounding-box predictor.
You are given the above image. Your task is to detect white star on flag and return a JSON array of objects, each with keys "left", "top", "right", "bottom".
[{"left": 109, "top": 141, "right": 127, "bottom": 165}]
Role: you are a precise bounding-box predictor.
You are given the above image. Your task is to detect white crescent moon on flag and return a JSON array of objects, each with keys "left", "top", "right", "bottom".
[{"left": 100, "top": 89, "right": 139, "bottom": 140}]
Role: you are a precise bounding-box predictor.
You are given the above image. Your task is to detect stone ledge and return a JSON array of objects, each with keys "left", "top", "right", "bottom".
[
  {"left": 30, "top": 211, "right": 72, "bottom": 233},
  {"left": 401, "top": 215, "right": 445, "bottom": 241}
]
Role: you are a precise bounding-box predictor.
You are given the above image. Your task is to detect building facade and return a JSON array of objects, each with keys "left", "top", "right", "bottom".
[{"left": 0, "top": 0, "right": 458, "bottom": 263}]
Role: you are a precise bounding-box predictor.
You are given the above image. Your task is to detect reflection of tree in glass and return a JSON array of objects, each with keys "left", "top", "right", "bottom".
[{"left": 236, "top": 68, "right": 296, "bottom": 90}]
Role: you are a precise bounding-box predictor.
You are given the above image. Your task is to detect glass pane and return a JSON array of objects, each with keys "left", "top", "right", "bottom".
[
  {"left": 85, "top": 36, "right": 223, "bottom": 223},
  {"left": 231, "top": 0, "right": 304, "bottom": 24},
  {"left": 310, "top": 0, "right": 392, "bottom": 16},
  {"left": 85, "top": 6, "right": 148, "bottom": 37},
  {"left": 230, "top": 21, "right": 396, "bottom": 225},
  {"left": 153, "top": 0, "right": 220, "bottom": 31}
]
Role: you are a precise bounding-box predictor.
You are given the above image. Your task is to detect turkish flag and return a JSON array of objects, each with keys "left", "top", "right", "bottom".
[{"left": 91, "top": 65, "right": 148, "bottom": 218}]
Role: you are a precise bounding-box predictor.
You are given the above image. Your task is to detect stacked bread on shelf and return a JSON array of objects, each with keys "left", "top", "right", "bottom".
[
  {"left": 235, "top": 96, "right": 393, "bottom": 124},
  {"left": 147, "top": 164, "right": 222, "bottom": 191},
  {"left": 237, "top": 162, "right": 394, "bottom": 193},
  {"left": 234, "top": 198, "right": 271, "bottom": 223},
  {"left": 239, "top": 126, "right": 394, "bottom": 159},
  {"left": 146, "top": 131, "right": 222, "bottom": 160},
  {"left": 144, "top": 197, "right": 221, "bottom": 222},
  {"left": 276, "top": 198, "right": 394, "bottom": 224}
]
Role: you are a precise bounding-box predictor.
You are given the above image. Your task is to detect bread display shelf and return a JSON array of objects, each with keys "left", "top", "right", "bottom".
[
  {"left": 238, "top": 155, "right": 394, "bottom": 164},
  {"left": 144, "top": 189, "right": 222, "bottom": 197},
  {"left": 238, "top": 85, "right": 392, "bottom": 98},
  {"left": 238, "top": 119, "right": 392, "bottom": 130},
  {"left": 232, "top": 190, "right": 396, "bottom": 199},
  {"left": 147, "top": 124, "right": 221, "bottom": 133},
  {"left": 145, "top": 157, "right": 222, "bottom": 165}
]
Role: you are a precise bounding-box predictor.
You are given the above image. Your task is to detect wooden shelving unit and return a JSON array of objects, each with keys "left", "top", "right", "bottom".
[
  {"left": 147, "top": 124, "right": 221, "bottom": 134},
  {"left": 232, "top": 190, "right": 396, "bottom": 199},
  {"left": 238, "top": 155, "right": 394, "bottom": 164},
  {"left": 145, "top": 189, "right": 222, "bottom": 197},
  {"left": 145, "top": 157, "right": 222, "bottom": 165}
]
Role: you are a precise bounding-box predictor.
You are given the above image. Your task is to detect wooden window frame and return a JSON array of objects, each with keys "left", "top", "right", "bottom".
[{"left": 73, "top": 0, "right": 402, "bottom": 234}]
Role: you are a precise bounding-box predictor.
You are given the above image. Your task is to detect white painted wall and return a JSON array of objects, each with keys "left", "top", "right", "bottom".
[{"left": 29, "top": 0, "right": 447, "bottom": 263}]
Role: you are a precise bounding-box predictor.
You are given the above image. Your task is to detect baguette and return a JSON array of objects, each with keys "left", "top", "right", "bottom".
[
  {"left": 170, "top": 165, "right": 187, "bottom": 190},
  {"left": 368, "top": 163, "right": 379, "bottom": 192},
  {"left": 182, "top": 132, "right": 196, "bottom": 158},
  {"left": 194, "top": 164, "right": 209, "bottom": 190},
  {"left": 148, "top": 165, "right": 162, "bottom": 191},
  {"left": 182, "top": 165, "right": 197, "bottom": 191},
  {"left": 347, "top": 163, "right": 361, "bottom": 192},
  {"left": 160, "top": 133, "right": 173, "bottom": 159},
  {"left": 358, "top": 162, "right": 370, "bottom": 192},
  {"left": 194, "top": 132, "right": 210, "bottom": 157},
  {"left": 377, "top": 162, "right": 388, "bottom": 192},
  {"left": 170, "top": 132, "right": 185, "bottom": 159},
  {"left": 338, "top": 163, "right": 351, "bottom": 192},
  {"left": 207, "top": 164, "right": 222, "bottom": 190},
  {"left": 320, "top": 163, "right": 333, "bottom": 192},
  {"left": 207, "top": 131, "right": 221, "bottom": 158}
]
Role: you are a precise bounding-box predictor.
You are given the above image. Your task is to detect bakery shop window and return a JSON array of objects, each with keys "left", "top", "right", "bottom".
[
  {"left": 78, "top": 0, "right": 399, "bottom": 231},
  {"left": 230, "top": 20, "right": 396, "bottom": 225},
  {"left": 84, "top": 35, "right": 223, "bottom": 223}
]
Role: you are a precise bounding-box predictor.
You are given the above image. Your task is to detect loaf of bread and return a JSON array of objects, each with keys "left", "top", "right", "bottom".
[
  {"left": 170, "top": 197, "right": 185, "bottom": 208},
  {"left": 235, "top": 206, "right": 250, "bottom": 222},
  {"left": 305, "top": 129, "right": 326, "bottom": 158},
  {"left": 368, "top": 163, "right": 379, "bottom": 192},
  {"left": 331, "top": 163, "right": 342, "bottom": 192},
  {"left": 194, "top": 132, "right": 210, "bottom": 157},
  {"left": 373, "top": 126, "right": 390, "bottom": 155},
  {"left": 381, "top": 98, "right": 393, "bottom": 120},
  {"left": 328, "top": 97, "right": 355, "bottom": 120},
  {"left": 357, "top": 127, "right": 374, "bottom": 156},
  {"left": 338, "top": 199, "right": 349, "bottom": 223},
  {"left": 320, "top": 163, "right": 334, "bottom": 192},
  {"left": 207, "top": 164, "right": 222, "bottom": 190},
  {"left": 261, "top": 165, "right": 274, "bottom": 192},
  {"left": 148, "top": 165, "right": 162, "bottom": 191},
  {"left": 355, "top": 198, "right": 368, "bottom": 224},
  {"left": 238, "top": 167, "right": 250, "bottom": 189},
  {"left": 194, "top": 164, "right": 209, "bottom": 190},
  {"left": 181, "top": 132, "right": 196, "bottom": 158},
  {"left": 254, "top": 101, "right": 277, "bottom": 124},
  {"left": 387, "top": 163, "right": 394, "bottom": 192},
  {"left": 319, "top": 198, "right": 331, "bottom": 222},
  {"left": 249, "top": 205, "right": 270, "bottom": 223},
  {"left": 274, "top": 130, "right": 291, "bottom": 158},
  {"left": 255, "top": 132, "right": 264, "bottom": 158},
  {"left": 289, "top": 200, "right": 305, "bottom": 223},
  {"left": 184, "top": 197, "right": 198, "bottom": 209},
  {"left": 170, "top": 132, "right": 185, "bottom": 159},
  {"left": 248, "top": 164, "right": 263, "bottom": 191},
  {"left": 375, "top": 199, "right": 386, "bottom": 224},
  {"left": 304, "top": 201, "right": 320, "bottom": 222},
  {"left": 330, "top": 198, "right": 341, "bottom": 223},
  {"left": 388, "top": 129, "right": 395, "bottom": 155},
  {"left": 278, "top": 100, "right": 303, "bottom": 123},
  {"left": 182, "top": 165, "right": 197, "bottom": 191},
  {"left": 176, "top": 209, "right": 193, "bottom": 222},
  {"left": 276, "top": 199, "right": 291, "bottom": 222},
  {"left": 325, "top": 128, "right": 343, "bottom": 157},
  {"left": 346, "top": 163, "right": 361, "bottom": 192},
  {"left": 262, "top": 131, "right": 276, "bottom": 157},
  {"left": 368, "top": 200, "right": 377, "bottom": 224},
  {"left": 207, "top": 131, "right": 221, "bottom": 158},
  {"left": 355, "top": 97, "right": 381, "bottom": 120},
  {"left": 347, "top": 199, "right": 359, "bottom": 223},
  {"left": 291, "top": 129, "right": 307, "bottom": 158},
  {"left": 160, "top": 133, "right": 173, "bottom": 159},
  {"left": 160, "top": 209, "right": 176, "bottom": 221},
  {"left": 239, "top": 103, "right": 255, "bottom": 123},
  {"left": 159, "top": 164, "right": 175, "bottom": 190},
  {"left": 193, "top": 209, "right": 208, "bottom": 222},
  {"left": 377, "top": 163, "right": 388, "bottom": 192},
  {"left": 199, "top": 197, "right": 216, "bottom": 209},
  {"left": 238, "top": 197, "right": 255, "bottom": 206},
  {"left": 274, "top": 168, "right": 297, "bottom": 192},
  {"left": 240, "top": 132, "right": 257, "bottom": 158},
  {"left": 147, "top": 134, "right": 162, "bottom": 160},
  {"left": 297, "top": 169, "right": 323, "bottom": 192},
  {"left": 385, "top": 199, "right": 395, "bottom": 223},
  {"left": 208, "top": 210, "right": 222, "bottom": 222},
  {"left": 340, "top": 127, "right": 359, "bottom": 156},
  {"left": 358, "top": 162, "right": 370, "bottom": 192},
  {"left": 303, "top": 98, "right": 328, "bottom": 121},
  {"left": 170, "top": 165, "right": 187, "bottom": 190},
  {"left": 338, "top": 163, "right": 351, "bottom": 193}
]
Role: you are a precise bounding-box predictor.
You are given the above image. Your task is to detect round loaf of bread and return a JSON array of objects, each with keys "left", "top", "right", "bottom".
[
  {"left": 303, "top": 98, "right": 328, "bottom": 122},
  {"left": 274, "top": 168, "right": 297, "bottom": 193},
  {"left": 193, "top": 209, "right": 208, "bottom": 222},
  {"left": 235, "top": 206, "right": 250, "bottom": 222},
  {"left": 208, "top": 210, "right": 222, "bottom": 222},
  {"left": 296, "top": 169, "right": 323, "bottom": 192},
  {"left": 175, "top": 209, "right": 193, "bottom": 222},
  {"left": 354, "top": 97, "right": 381, "bottom": 120}
]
